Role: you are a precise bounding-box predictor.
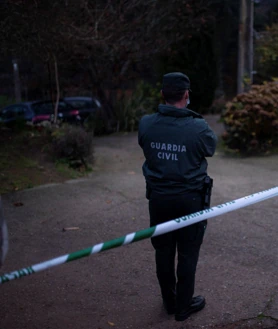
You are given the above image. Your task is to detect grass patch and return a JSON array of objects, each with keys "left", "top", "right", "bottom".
[
  {"left": 216, "top": 136, "right": 278, "bottom": 157},
  {"left": 257, "top": 312, "right": 267, "bottom": 320},
  {"left": 19, "top": 156, "right": 38, "bottom": 168},
  {"left": 55, "top": 159, "right": 93, "bottom": 179},
  {"left": 55, "top": 160, "right": 82, "bottom": 179},
  {"left": 0, "top": 126, "right": 93, "bottom": 194}
]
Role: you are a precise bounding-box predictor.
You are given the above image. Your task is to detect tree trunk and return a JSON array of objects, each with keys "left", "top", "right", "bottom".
[
  {"left": 47, "top": 61, "right": 54, "bottom": 104},
  {"left": 238, "top": 0, "right": 254, "bottom": 94},
  {"left": 53, "top": 54, "right": 60, "bottom": 124},
  {"left": 88, "top": 58, "right": 116, "bottom": 131},
  {"left": 238, "top": 0, "right": 246, "bottom": 94},
  {"left": 247, "top": 0, "right": 254, "bottom": 87},
  {"left": 12, "top": 58, "right": 22, "bottom": 103}
]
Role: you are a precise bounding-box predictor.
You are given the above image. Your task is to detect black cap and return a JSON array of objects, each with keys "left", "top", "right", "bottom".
[{"left": 162, "top": 72, "right": 191, "bottom": 91}]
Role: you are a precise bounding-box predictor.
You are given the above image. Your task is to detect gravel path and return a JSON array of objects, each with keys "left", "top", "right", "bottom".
[{"left": 0, "top": 115, "right": 277, "bottom": 329}]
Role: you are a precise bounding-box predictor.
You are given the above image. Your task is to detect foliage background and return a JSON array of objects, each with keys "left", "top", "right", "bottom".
[{"left": 0, "top": 0, "right": 278, "bottom": 127}]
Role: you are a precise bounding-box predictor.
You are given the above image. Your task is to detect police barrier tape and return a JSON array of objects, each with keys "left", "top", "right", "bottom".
[{"left": 0, "top": 186, "right": 278, "bottom": 285}]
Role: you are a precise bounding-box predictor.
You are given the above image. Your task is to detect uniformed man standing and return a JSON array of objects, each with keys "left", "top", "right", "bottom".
[{"left": 138, "top": 72, "right": 217, "bottom": 321}]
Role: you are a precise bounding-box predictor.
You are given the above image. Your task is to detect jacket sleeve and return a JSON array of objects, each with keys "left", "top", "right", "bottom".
[
  {"left": 138, "top": 120, "right": 143, "bottom": 147},
  {"left": 198, "top": 122, "right": 218, "bottom": 157},
  {"left": 138, "top": 115, "right": 148, "bottom": 148}
]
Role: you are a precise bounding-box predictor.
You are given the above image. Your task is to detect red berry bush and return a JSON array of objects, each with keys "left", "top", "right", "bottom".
[{"left": 221, "top": 82, "right": 278, "bottom": 154}]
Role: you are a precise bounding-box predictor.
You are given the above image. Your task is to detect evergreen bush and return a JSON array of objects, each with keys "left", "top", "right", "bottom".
[
  {"left": 51, "top": 125, "right": 94, "bottom": 169},
  {"left": 221, "top": 82, "right": 278, "bottom": 154},
  {"left": 115, "top": 81, "right": 162, "bottom": 132}
]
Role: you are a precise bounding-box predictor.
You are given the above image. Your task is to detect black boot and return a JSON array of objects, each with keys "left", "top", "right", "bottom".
[
  {"left": 163, "top": 299, "right": 176, "bottom": 315},
  {"left": 175, "top": 295, "right": 206, "bottom": 321}
]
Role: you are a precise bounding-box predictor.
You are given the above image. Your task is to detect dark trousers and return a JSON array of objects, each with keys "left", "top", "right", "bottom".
[{"left": 149, "top": 191, "right": 207, "bottom": 312}]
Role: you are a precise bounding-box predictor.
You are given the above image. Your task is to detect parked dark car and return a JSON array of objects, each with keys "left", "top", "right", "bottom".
[
  {"left": 0, "top": 100, "right": 81, "bottom": 126},
  {"left": 63, "top": 96, "right": 102, "bottom": 121},
  {"left": 0, "top": 102, "right": 35, "bottom": 125},
  {"left": 31, "top": 100, "right": 81, "bottom": 124}
]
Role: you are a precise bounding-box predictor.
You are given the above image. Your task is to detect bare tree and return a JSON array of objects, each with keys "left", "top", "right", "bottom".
[
  {"left": 0, "top": 0, "right": 72, "bottom": 123},
  {"left": 60, "top": 0, "right": 215, "bottom": 124},
  {"left": 0, "top": 0, "right": 218, "bottom": 125}
]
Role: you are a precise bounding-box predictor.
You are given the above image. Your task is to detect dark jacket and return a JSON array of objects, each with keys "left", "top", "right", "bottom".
[{"left": 138, "top": 104, "right": 217, "bottom": 195}]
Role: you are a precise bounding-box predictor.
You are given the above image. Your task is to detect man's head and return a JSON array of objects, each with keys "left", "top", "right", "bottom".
[{"left": 161, "top": 72, "right": 190, "bottom": 107}]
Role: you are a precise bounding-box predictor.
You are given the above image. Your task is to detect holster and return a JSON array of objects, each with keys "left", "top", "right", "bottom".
[{"left": 203, "top": 176, "right": 213, "bottom": 209}]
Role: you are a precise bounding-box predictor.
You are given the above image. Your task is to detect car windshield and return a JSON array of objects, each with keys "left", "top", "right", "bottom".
[
  {"left": 31, "top": 102, "right": 54, "bottom": 115},
  {"left": 57, "top": 102, "right": 73, "bottom": 112},
  {"left": 31, "top": 101, "right": 73, "bottom": 114},
  {"left": 67, "top": 100, "right": 88, "bottom": 109},
  {"left": 66, "top": 98, "right": 100, "bottom": 109}
]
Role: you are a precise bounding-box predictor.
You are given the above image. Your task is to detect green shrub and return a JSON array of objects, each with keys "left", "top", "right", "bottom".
[
  {"left": 115, "top": 81, "right": 162, "bottom": 132},
  {"left": 51, "top": 125, "right": 94, "bottom": 169},
  {"left": 83, "top": 111, "right": 106, "bottom": 136},
  {"left": 221, "top": 81, "right": 278, "bottom": 154},
  {"left": 0, "top": 95, "right": 16, "bottom": 108},
  {"left": 255, "top": 23, "right": 278, "bottom": 81}
]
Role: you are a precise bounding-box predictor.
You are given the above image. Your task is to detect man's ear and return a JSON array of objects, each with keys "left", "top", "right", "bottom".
[{"left": 160, "top": 90, "right": 164, "bottom": 99}]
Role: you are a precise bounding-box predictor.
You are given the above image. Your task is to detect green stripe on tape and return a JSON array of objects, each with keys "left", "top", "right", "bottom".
[
  {"left": 0, "top": 275, "right": 10, "bottom": 283},
  {"left": 0, "top": 266, "right": 35, "bottom": 283},
  {"left": 133, "top": 226, "right": 156, "bottom": 242},
  {"left": 1, "top": 186, "right": 277, "bottom": 285},
  {"left": 101, "top": 236, "right": 125, "bottom": 251},
  {"left": 67, "top": 247, "right": 92, "bottom": 262}
]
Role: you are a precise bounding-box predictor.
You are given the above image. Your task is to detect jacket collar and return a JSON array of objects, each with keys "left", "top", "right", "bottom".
[{"left": 158, "top": 104, "right": 203, "bottom": 119}]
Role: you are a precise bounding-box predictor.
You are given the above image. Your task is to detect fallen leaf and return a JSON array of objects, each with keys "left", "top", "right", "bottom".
[
  {"left": 14, "top": 202, "right": 24, "bottom": 207},
  {"left": 106, "top": 200, "right": 112, "bottom": 204},
  {"left": 62, "top": 227, "right": 80, "bottom": 232},
  {"left": 127, "top": 171, "right": 135, "bottom": 175},
  {"left": 108, "top": 322, "right": 115, "bottom": 326}
]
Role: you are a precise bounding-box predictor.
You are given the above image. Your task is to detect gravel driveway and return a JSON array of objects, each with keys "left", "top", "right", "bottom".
[{"left": 0, "top": 115, "right": 277, "bottom": 329}]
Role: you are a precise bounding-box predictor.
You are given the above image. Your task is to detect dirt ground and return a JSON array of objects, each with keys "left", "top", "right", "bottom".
[
  {"left": 0, "top": 115, "right": 278, "bottom": 329},
  {"left": 0, "top": 127, "right": 85, "bottom": 194}
]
